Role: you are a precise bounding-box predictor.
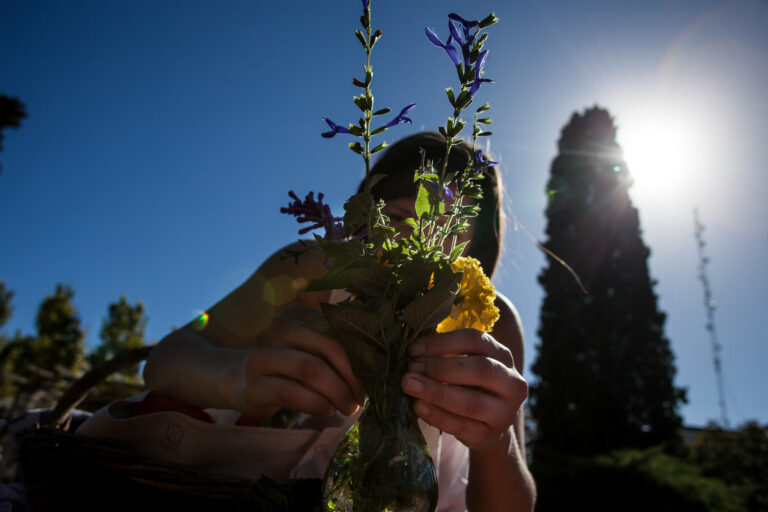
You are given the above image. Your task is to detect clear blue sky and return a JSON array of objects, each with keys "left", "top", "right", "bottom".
[{"left": 1, "top": 1, "right": 766, "bottom": 428}]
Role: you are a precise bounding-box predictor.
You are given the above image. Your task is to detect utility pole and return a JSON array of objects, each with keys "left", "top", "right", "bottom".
[{"left": 693, "top": 208, "right": 729, "bottom": 428}]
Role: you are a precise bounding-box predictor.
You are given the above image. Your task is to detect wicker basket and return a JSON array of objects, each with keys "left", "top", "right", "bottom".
[{"left": 16, "top": 346, "right": 322, "bottom": 511}]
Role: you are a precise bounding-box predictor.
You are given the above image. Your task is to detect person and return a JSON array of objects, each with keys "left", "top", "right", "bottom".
[{"left": 142, "top": 132, "right": 536, "bottom": 511}]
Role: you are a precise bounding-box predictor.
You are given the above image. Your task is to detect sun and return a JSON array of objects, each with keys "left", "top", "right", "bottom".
[
  {"left": 617, "top": 96, "right": 703, "bottom": 210},
  {"left": 617, "top": 105, "right": 701, "bottom": 207}
]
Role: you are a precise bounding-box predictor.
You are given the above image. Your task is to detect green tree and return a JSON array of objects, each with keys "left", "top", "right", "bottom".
[
  {"left": 89, "top": 295, "right": 147, "bottom": 378},
  {"left": 33, "top": 283, "right": 86, "bottom": 373},
  {"left": 691, "top": 422, "right": 768, "bottom": 510},
  {"left": 0, "top": 94, "right": 26, "bottom": 173},
  {"left": 530, "top": 106, "right": 685, "bottom": 456},
  {"left": 0, "top": 282, "right": 12, "bottom": 330}
]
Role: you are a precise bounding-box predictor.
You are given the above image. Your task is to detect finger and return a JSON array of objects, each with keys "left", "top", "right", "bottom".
[
  {"left": 410, "top": 399, "right": 498, "bottom": 449},
  {"left": 402, "top": 372, "right": 517, "bottom": 432},
  {"left": 409, "top": 329, "right": 514, "bottom": 368},
  {"left": 409, "top": 356, "right": 527, "bottom": 401},
  {"left": 262, "top": 318, "right": 365, "bottom": 404},
  {"left": 250, "top": 346, "right": 359, "bottom": 415},
  {"left": 249, "top": 375, "right": 336, "bottom": 417}
]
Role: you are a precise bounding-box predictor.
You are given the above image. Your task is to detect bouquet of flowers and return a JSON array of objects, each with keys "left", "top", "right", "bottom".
[{"left": 281, "top": 2, "right": 499, "bottom": 511}]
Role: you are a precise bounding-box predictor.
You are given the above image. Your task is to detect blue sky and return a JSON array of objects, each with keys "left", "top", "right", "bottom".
[{"left": 1, "top": 0, "right": 766, "bottom": 428}]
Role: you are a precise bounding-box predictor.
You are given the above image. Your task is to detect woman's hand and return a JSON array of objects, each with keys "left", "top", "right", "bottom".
[
  {"left": 230, "top": 303, "right": 365, "bottom": 421},
  {"left": 400, "top": 328, "right": 528, "bottom": 451}
]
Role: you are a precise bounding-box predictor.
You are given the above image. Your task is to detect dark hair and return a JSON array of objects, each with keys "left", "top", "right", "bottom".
[{"left": 359, "top": 132, "right": 503, "bottom": 277}]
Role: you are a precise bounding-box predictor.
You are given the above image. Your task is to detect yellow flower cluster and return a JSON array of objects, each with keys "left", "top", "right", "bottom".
[{"left": 436, "top": 256, "right": 500, "bottom": 333}]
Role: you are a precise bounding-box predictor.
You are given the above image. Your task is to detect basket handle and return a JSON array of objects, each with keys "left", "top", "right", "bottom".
[{"left": 43, "top": 345, "right": 155, "bottom": 429}]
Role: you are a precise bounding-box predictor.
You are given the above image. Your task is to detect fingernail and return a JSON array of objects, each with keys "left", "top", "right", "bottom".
[
  {"left": 404, "top": 376, "right": 424, "bottom": 395},
  {"left": 410, "top": 343, "right": 425, "bottom": 356},
  {"left": 409, "top": 361, "right": 426, "bottom": 374},
  {"left": 346, "top": 402, "right": 360, "bottom": 416}
]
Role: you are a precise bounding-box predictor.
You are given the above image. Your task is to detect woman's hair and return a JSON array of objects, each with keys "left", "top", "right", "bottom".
[{"left": 360, "top": 132, "right": 503, "bottom": 277}]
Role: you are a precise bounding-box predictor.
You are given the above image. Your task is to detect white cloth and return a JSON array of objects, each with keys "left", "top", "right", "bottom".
[{"left": 76, "top": 393, "right": 468, "bottom": 511}]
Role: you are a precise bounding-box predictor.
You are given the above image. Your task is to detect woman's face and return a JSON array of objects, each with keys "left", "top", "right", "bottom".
[{"left": 381, "top": 196, "right": 475, "bottom": 251}]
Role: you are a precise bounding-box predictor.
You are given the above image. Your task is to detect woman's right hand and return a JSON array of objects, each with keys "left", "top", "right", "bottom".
[{"left": 230, "top": 303, "right": 364, "bottom": 421}]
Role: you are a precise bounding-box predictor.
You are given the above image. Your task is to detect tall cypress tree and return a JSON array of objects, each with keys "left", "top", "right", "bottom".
[{"left": 531, "top": 106, "right": 685, "bottom": 456}]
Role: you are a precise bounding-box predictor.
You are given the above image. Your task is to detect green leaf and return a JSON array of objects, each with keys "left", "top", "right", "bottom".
[
  {"left": 479, "top": 131, "right": 493, "bottom": 136},
  {"left": 477, "top": 117, "right": 492, "bottom": 124},
  {"left": 352, "top": 77, "right": 366, "bottom": 88},
  {"left": 449, "top": 118, "right": 466, "bottom": 137},
  {"left": 415, "top": 182, "right": 431, "bottom": 219},
  {"left": 402, "top": 218, "right": 419, "bottom": 230},
  {"left": 446, "top": 87, "right": 456, "bottom": 107},
  {"left": 438, "top": 126, "right": 447, "bottom": 138},
  {"left": 371, "top": 141, "right": 388, "bottom": 154},
  {"left": 344, "top": 265, "right": 393, "bottom": 298},
  {"left": 402, "top": 273, "right": 461, "bottom": 336},
  {"left": 418, "top": 173, "right": 440, "bottom": 183},
  {"left": 343, "top": 191, "right": 375, "bottom": 234},
  {"left": 348, "top": 141, "right": 364, "bottom": 155},
  {"left": 479, "top": 12, "right": 499, "bottom": 29},
  {"left": 321, "top": 301, "right": 392, "bottom": 350},
  {"left": 476, "top": 103, "right": 491, "bottom": 113},
  {"left": 370, "top": 29, "right": 383, "bottom": 48},
  {"left": 321, "top": 303, "right": 385, "bottom": 381},
  {"left": 353, "top": 94, "right": 371, "bottom": 112},
  {"left": 372, "top": 108, "right": 391, "bottom": 117},
  {"left": 348, "top": 125, "right": 364, "bottom": 136},
  {"left": 397, "top": 261, "right": 439, "bottom": 302},
  {"left": 355, "top": 30, "right": 368, "bottom": 48},
  {"left": 370, "top": 125, "right": 386, "bottom": 136},
  {"left": 449, "top": 241, "right": 469, "bottom": 260}
]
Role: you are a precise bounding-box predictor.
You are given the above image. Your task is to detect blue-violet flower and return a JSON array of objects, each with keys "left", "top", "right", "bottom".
[
  {"left": 321, "top": 118, "right": 351, "bottom": 138},
  {"left": 384, "top": 104, "right": 418, "bottom": 128},
  {"left": 425, "top": 27, "right": 460, "bottom": 67},
  {"left": 474, "top": 149, "right": 498, "bottom": 173},
  {"left": 469, "top": 49, "right": 493, "bottom": 97}
]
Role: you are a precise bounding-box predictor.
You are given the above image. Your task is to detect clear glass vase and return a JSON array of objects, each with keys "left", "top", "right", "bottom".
[{"left": 322, "top": 374, "right": 438, "bottom": 512}]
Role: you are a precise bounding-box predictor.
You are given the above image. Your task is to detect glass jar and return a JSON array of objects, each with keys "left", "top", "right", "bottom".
[{"left": 322, "top": 373, "right": 438, "bottom": 512}]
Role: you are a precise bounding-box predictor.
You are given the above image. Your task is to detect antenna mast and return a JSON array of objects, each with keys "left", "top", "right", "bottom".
[{"left": 693, "top": 209, "right": 729, "bottom": 427}]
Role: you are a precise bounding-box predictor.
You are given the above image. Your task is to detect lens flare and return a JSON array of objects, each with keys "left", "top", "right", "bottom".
[{"left": 192, "top": 311, "right": 209, "bottom": 331}]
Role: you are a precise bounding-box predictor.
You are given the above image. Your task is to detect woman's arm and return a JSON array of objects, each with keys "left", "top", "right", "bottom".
[
  {"left": 143, "top": 242, "right": 364, "bottom": 420},
  {"left": 401, "top": 294, "right": 536, "bottom": 511}
]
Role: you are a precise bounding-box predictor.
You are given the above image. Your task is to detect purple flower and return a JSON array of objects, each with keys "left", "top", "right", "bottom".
[
  {"left": 384, "top": 103, "right": 417, "bottom": 128},
  {"left": 448, "top": 13, "right": 479, "bottom": 67},
  {"left": 280, "top": 191, "right": 344, "bottom": 241},
  {"left": 425, "top": 27, "right": 460, "bottom": 66},
  {"left": 425, "top": 181, "right": 454, "bottom": 201},
  {"left": 321, "top": 117, "right": 351, "bottom": 138},
  {"left": 474, "top": 149, "right": 498, "bottom": 173},
  {"left": 469, "top": 49, "right": 494, "bottom": 96},
  {"left": 362, "top": 0, "right": 368, "bottom": 10}
]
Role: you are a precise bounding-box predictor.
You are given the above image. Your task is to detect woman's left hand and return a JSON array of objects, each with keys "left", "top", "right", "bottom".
[{"left": 401, "top": 328, "right": 528, "bottom": 451}]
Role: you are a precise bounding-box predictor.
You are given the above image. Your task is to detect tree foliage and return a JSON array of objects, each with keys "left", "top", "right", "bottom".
[
  {"left": 33, "top": 284, "right": 86, "bottom": 373},
  {"left": 0, "top": 282, "right": 12, "bottom": 329},
  {"left": 532, "top": 447, "right": 747, "bottom": 512},
  {"left": 0, "top": 94, "right": 26, "bottom": 173},
  {"left": 89, "top": 295, "right": 147, "bottom": 378},
  {"left": 690, "top": 421, "right": 768, "bottom": 510},
  {"left": 530, "top": 106, "right": 686, "bottom": 456}
]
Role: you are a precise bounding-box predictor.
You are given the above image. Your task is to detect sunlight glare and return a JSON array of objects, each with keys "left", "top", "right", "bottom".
[{"left": 618, "top": 106, "right": 700, "bottom": 207}]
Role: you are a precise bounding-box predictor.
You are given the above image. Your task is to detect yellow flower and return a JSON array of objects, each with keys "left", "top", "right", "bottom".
[{"left": 436, "top": 256, "right": 500, "bottom": 333}]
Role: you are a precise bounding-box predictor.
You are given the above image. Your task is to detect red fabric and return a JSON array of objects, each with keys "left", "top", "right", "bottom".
[{"left": 121, "top": 391, "right": 215, "bottom": 424}]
